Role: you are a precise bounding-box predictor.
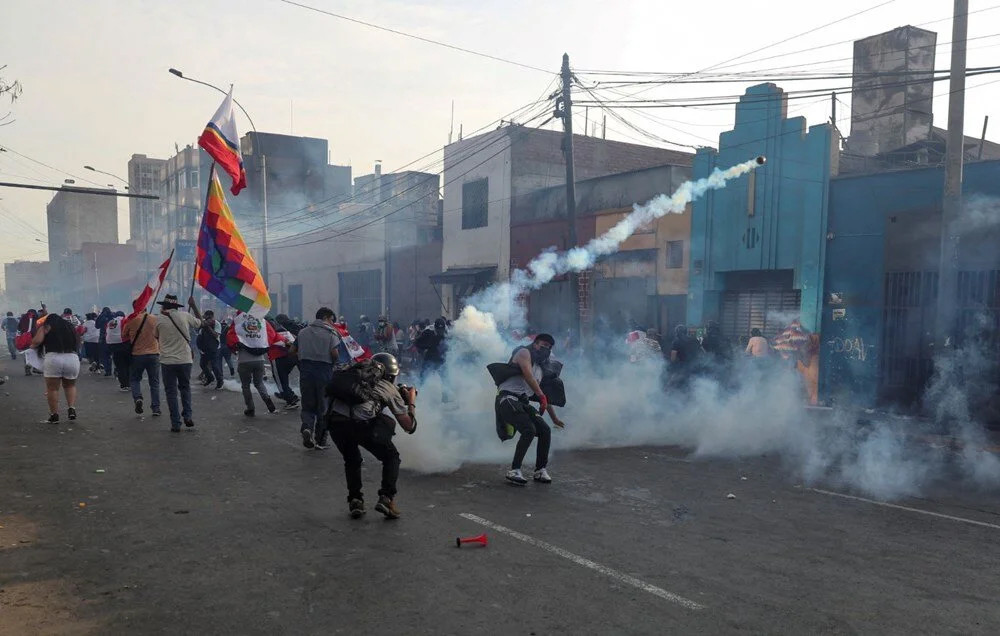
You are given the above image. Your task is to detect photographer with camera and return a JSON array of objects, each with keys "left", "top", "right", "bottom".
[{"left": 326, "top": 352, "right": 417, "bottom": 520}]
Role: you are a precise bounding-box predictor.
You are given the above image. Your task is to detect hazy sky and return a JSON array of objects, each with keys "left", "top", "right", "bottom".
[{"left": 2, "top": 0, "right": 999, "bottom": 283}]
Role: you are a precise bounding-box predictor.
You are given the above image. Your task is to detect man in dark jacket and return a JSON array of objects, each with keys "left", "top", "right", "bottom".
[{"left": 95, "top": 306, "right": 115, "bottom": 377}]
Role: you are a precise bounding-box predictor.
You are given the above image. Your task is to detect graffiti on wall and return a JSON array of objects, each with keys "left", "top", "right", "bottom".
[{"left": 828, "top": 335, "right": 875, "bottom": 363}]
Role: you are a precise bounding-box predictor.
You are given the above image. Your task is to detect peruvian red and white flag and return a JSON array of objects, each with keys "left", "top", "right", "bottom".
[
  {"left": 197, "top": 88, "right": 247, "bottom": 195},
  {"left": 334, "top": 323, "right": 372, "bottom": 361},
  {"left": 126, "top": 255, "right": 172, "bottom": 323}
]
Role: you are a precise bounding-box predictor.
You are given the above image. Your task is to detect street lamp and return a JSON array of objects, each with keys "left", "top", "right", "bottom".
[
  {"left": 83, "top": 165, "right": 129, "bottom": 189},
  {"left": 168, "top": 67, "right": 269, "bottom": 294}
]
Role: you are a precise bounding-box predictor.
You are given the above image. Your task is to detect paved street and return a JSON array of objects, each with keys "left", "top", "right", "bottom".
[{"left": 2, "top": 355, "right": 1000, "bottom": 635}]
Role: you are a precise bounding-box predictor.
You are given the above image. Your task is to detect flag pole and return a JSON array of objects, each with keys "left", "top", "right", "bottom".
[
  {"left": 129, "top": 248, "right": 175, "bottom": 353},
  {"left": 190, "top": 163, "right": 216, "bottom": 303},
  {"left": 146, "top": 248, "right": 176, "bottom": 314}
]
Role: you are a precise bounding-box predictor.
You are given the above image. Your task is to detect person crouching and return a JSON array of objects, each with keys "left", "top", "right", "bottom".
[{"left": 326, "top": 352, "right": 416, "bottom": 519}]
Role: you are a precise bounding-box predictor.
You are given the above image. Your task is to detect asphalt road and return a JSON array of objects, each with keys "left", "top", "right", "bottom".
[{"left": 2, "top": 355, "right": 1000, "bottom": 635}]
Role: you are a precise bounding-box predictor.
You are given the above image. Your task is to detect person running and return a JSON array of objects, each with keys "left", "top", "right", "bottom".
[
  {"left": 82, "top": 312, "right": 101, "bottom": 372},
  {"left": 327, "top": 352, "right": 417, "bottom": 519},
  {"left": 226, "top": 312, "right": 277, "bottom": 417},
  {"left": 269, "top": 316, "right": 299, "bottom": 408},
  {"left": 106, "top": 311, "right": 131, "bottom": 391},
  {"left": 294, "top": 307, "right": 342, "bottom": 448},
  {"left": 2, "top": 311, "right": 17, "bottom": 360},
  {"left": 18, "top": 309, "right": 39, "bottom": 375},
  {"left": 219, "top": 317, "right": 236, "bottom": 377},
  {"left": 123, "top": 305, "right": 161, "bottom": 417},
  {"left": 196, "top": 310, "right": 224, "bottom": 389},
  {"left": 495, "top": 334, "right": 561, "bottom": 486},
  {"left": 95, "top": 307, "right": 114, "bottom": 377},
  {"left": 154, "top": 294, "right": 203, "bottom": 431},
  {"left": 30, "top": 313, "right": 81, "bottom": 424}
]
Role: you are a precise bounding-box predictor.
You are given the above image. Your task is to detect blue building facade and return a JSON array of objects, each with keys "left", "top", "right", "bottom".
[
  {"left": 687, "top": 83, "right": 834, "bottom": 340},
  {"left": 822, "top": 160, "right": 1000, "bottom": 407}
]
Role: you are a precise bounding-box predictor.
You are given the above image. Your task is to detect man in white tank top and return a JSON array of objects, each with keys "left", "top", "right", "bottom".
[{"left": 495, "top": 333, "right": 563, "bottom": 485}]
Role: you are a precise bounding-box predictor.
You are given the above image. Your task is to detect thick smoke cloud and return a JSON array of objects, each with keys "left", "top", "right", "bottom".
[{"left": 393, "top": 159, "right": 1000, "bottom": 502}]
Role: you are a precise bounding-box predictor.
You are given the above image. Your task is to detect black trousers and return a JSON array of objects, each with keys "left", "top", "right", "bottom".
[
  {"left": 109, "top": 343, "right": 131, "bottom": 388},
  {"left": 497, "top": 395, "right": 551, "bottom": 470},
  {"left": 328, "top": 413, "right": 400, "bottom": 502}
]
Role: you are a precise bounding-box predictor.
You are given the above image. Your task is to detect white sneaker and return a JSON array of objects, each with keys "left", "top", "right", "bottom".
[
  {"left": 505, "top": 468, "right": 528, "bottom": 486},
  {"left": 533, "top": 468, "right": 552, "bottom": 484}
]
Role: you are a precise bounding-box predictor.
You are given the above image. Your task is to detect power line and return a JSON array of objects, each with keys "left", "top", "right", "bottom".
[
  {"left": 239, "top": 87, "right": 558, "bottom": 236},
  {"left": 0, "top": 145, "right": 106, "bottom": 188},
  {"left": 278, "top": 0, "right": 550, "bottom": 74},
  {"left": 270, "top": 124, "right": 545, "bottom": 250}
]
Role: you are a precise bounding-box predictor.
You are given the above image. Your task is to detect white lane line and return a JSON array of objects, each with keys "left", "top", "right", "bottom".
[
  {"left": 810, "top": 488, "right": 1000, "bottom": 531},
  {"left": 458, "top": 513, "right": 704, "bottom": 611}
]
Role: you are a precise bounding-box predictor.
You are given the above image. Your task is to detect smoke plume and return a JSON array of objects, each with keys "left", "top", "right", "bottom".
[{"left": 391, "top": 158, "right": 1000, "bottom": 502}]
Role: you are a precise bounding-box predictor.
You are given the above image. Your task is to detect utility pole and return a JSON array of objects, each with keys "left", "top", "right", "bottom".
[
  {"left": 936, "top": 0, "right": 969, "bottom": 349},
  {"left": 260, "top": 151, "right": 269, "bottom": 298},
  {"left": 558, "top": 53, "right": 580, "bottom": 342}
]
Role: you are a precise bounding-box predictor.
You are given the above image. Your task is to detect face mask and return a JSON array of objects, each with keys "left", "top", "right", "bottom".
[{"left": 531, "top": 346, "right": 551, "bottom": 365}]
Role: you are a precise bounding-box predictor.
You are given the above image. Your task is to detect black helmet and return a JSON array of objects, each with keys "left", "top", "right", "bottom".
[{"left": 372, "top": 352, "right": 399, "bottom": 379}]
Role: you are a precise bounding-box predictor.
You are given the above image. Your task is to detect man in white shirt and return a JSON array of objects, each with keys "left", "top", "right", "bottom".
[{"left": 154, "top": 294, "right": 203, "bottom": 432}]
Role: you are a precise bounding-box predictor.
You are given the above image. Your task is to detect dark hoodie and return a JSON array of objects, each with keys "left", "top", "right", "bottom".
[{"left": 96, "top": 307, "right": 114, "bottom": 343}]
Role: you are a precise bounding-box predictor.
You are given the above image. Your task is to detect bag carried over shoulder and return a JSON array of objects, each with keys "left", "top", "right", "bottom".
[{"left": 325, "top": 358, "right": 384, "bottom": 405}]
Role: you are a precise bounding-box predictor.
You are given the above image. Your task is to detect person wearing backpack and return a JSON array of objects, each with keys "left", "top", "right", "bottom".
[
  {"left": 494, "top": 333, "right": 564, "bottom": 486},
  {"left": 327, "top": 352, "right": 417, "bottom": 519},
  {"left": 197, "top": 310, "right": 224, "bottom": 389},
  {"left": 153, "top": 294, "right": 203, "bottom": 431},
  {"left": 292, "top": 307, "right": 342, "bottom": 448}
]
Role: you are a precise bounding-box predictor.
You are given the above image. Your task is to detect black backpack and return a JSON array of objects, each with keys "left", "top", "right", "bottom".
[{"left": 325, "top": 359, "right": 384, "bottom": 405}]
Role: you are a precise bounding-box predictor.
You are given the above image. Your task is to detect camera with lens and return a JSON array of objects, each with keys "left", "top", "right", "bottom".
[{"left": 397, "top": 384, "right": 417, "bottom": 405}]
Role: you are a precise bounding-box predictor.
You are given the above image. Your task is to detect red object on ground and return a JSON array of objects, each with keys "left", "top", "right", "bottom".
[{"left": 456, "top": 534, "right": 488, "bottom": 548}]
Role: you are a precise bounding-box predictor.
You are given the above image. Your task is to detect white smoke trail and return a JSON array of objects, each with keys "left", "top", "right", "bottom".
[
  {"left": 511, "top": 158, "right": 761, "bottom": 295},
  {"left": 393, "top": 157, "right": 1000, "bottom": 501}
]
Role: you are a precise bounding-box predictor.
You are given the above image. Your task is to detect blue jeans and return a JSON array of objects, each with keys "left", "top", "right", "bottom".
[
  {"left": 130, "top": 354, "right": 161, "bottom": 410},
  {"left": 161, "top": 363, "right": 192, "bottom": 428},
  {"left": 299, "top": 360, "right": 333, "bottom": 435},
  {"left": 6, "top": 335, "right": 15, "bottom": 360},
  {"left": 275, "top": 355, "right": 298, "bottom": 401},
  {"left": 199, "top": 348, "right": 224, "bottom": 385}
]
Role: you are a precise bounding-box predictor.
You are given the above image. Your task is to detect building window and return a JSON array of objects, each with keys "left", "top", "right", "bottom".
[
  {"left": 666, "top": 240, "right": 684, "bottom": 269},
  {"left": 461, "top": 178, "right": 488, "bottom": 229}
]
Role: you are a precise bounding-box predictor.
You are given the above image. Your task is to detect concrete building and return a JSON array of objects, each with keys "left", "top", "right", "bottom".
[
  {"left": 46, "top": 186, "right": 118, "bottom": 261},
  {"left": 126, "top": 154, "right": 166, "bottom": 277},
  {"left": 439, "top": 125, "right": 691, "bottom": 319},
  {"left": 822, "top": 160, "right": 1000, "bottom": 408},
  {"left": 227, "top": 131, "right": 353, "bottom": 243},
  {"left": 3, "top": 260, "right": 51, "bottom": 308},
  {"left": 55, "top": 242, "right": 139, "bottom": 311},
  {"left": 268, "top": 213, "right": 387, "bottom": 324},
  {"left": 842, "top": 26, "right": 1000, "bottom": 174},
  {"left": 352, "top": 166, "right": 442, "bottom": 322},
  {"left": 687, "top": 83, "right": 836, "bottom": 341},
  {"left": 161, "top": 145, "right": 201, "bottom": 296},
  {"left": 267, "top": 166, "right": 443, "bottom": 324}
]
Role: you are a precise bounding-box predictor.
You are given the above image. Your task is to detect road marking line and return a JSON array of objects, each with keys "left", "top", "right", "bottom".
[
  {"left": 810, "top": 488, "right": 1000, "bottom": 531},
  {"left": 458, "top": 512, "right": 704, "bottom": 610}
]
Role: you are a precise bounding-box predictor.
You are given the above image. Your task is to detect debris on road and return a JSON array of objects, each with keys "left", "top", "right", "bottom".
[
  {"left": 95, "top": 469, "right": 106, "bottom": 474},
  {"left": 456, "top": 534, "right": 488, "bottom": 548}
]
